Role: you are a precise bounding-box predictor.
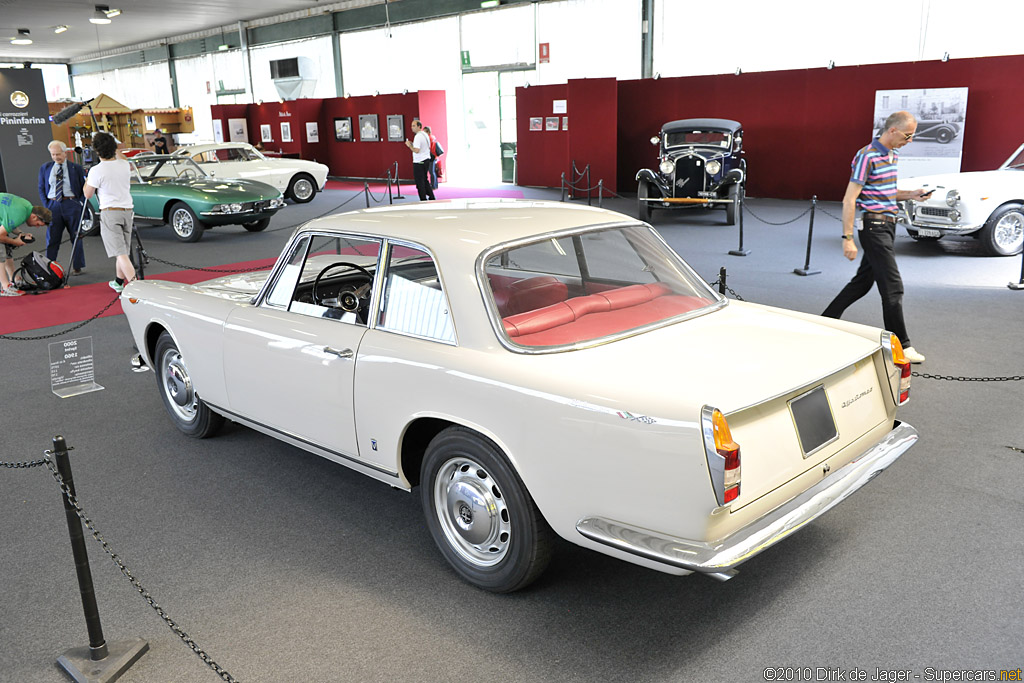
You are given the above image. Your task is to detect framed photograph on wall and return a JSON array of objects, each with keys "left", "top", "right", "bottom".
[
  {"left": 260, "top": 124, "right": 273, "bottom": 142},
  {"left": 334, "top": 117, "right": 353, "bottom": 141},
  {"left": 562, "top": 117, "right": 569, "bottom": 131},
  {"left": 306, "top": 121, "right": 319, "bottom": 143},
  {"left": 281, "top": 121, "right": 292, "bottom": 143},
  {"left": 212, "top": 119, "right": 224, "bottom": 143},
  {"left": 545, "top": 116, "right": 560, "bottom": 131},
  {"left": 529, "top": 117, "right": 543, "bottom": 131},
  {"left": 359, "top": 114, "right": 380, "bottom": 142},
  {"left": 387, "top": 115, "right": 405, "bottom": 142}
]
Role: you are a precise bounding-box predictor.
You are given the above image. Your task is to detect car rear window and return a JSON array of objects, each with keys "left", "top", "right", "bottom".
[{"left": 484, "top": 225, "right": 719, "bottom": 349}]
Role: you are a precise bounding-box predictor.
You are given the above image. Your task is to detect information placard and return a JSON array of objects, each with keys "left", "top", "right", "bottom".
[{"left": 48, "top": 337, "right": 104, "bottom": 398}]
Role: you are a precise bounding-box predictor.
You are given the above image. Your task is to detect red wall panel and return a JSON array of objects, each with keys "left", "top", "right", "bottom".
[
  {"left": 515, "top": 84, "right": 569, "bottom": 188},
  {"left": 567, "top": 78, "right": 617, "bottom": 194}
]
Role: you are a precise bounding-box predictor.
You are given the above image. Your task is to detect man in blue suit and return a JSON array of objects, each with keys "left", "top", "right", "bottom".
[{"left": 38, "top": 140, "right": 88, "bottom": 275}]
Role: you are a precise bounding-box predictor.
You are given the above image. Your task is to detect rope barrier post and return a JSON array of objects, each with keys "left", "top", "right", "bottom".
[
  {"left": 1009, "top": 246, "right": 1024, "bottom": 290},
  {"left": 51, "top": 435, "right": 149, "bottom": 682},
  {"left": 598, "top": 179, "right": 604, "bottom": 208},
  {"left": 393, "top": 162, "right": 405, "bottom": 199},
  {"left": 728, "top": 189, "right": 750, "bottom": 256},
  {"left": 718, "top": 267, "right": 727, "bottom": 296},
  {"left": 386, "top": 171, "right": 393, "bottom": 205},
  {"left": 586, "top": 166, "right": 592, "bottom": 206},
  {"left": 793, "top": 195, "right": 821, "bottom": 276},
  {"left": 561, "top": 172, "right": 567, "bottom": 203},
  {"left": 364, "top": 180, "right": 370, "bottom": 209}
]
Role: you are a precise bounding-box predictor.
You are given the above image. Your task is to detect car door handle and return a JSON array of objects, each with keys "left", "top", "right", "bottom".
[{"left": 323, "top": 346, "right": 353, "bottom": 359}]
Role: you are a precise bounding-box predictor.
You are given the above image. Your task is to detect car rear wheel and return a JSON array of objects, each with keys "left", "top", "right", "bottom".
[
  {"left": 726, "top": 183, "right": 743, "bottom": 226},
  {"left": 421, "top": 426, "right": 553, "bottom": 593},
  {"left": 287, "top": 174, "right": 317, "bottom": 203},
  {"left": 935, "top": 128, "right": 954, "bottom": 144},
  {"left": 154, "top": 331, "right": 224, "bottom": 438},
  {"left": 242, "top": 217, "right": 271, "bottom": 232},
  {"left": 980, "top": 205, "right": 1024, "bottom": 256},
  {"left": 637, "top": 179, "right": 652, "bottom": 223},
  {"left": 169, "top": 202, "right": 204, "bottom": 242}
]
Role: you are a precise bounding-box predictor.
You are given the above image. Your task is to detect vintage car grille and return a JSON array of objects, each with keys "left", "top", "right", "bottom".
[
  {"left": 919, "top": 206, "right": 952, "bottom": 218},
  {"left": 253, "top": 200, "right": 274, "bottom": 211},
  {"left": 670, "top": 157, "right": 707, "bottom": 198}
]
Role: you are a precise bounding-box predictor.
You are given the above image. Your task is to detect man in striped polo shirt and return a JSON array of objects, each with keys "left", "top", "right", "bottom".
[{"left": 822, "top": 110, "right": 930, "bottom": 363}]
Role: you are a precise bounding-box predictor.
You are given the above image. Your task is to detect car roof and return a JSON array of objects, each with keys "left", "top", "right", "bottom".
[
  {"left": 662, "top": 118, "right": 742, "bottom": 133},
  {"left": 176, "top": 142, "right": 253, "bottom": 153},
  {"left": 296, "top": 200, "right": 635, "bottom": 259}
]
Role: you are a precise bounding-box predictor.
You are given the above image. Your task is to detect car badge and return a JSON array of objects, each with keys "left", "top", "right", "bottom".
[
  {"left": 822, "top": 463, "right": 831, "bottom": 475},
  {"left": 10, "top": 91, "right": 29, "bottom": 108},
  {"left": 370, "top": 439, "right": 377, "bottom": 451},
  {"left": 675, "top": 178, "right": 689, "bottom": 189}
]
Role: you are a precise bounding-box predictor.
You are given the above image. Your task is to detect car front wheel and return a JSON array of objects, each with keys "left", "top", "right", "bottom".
[
  {"left": 154, "top": 332, "right": 224, "bottom": 438},
  {"left": 169, "top": 202, "right": 204, "bottom": 242},
  {"left": 980, "top": 206, "right": 1024, "bottom": 256},
  {"left": 637, "top": 179, "right": 652, "bottom": 223},
  {"left": 726, "top": 183, "right": 743, "bottom": 226},
  {"left": 80, "top": 203, "right": 100, "bottom": 237},
  {"left": 935, "top": 128, "right": 954, "bottom": 144},
  {"left": 287, "top": 174, "right": 317, "bottom": 203},
  {"left": 421, "top": 426, "right": 553, "bottom": 593}
]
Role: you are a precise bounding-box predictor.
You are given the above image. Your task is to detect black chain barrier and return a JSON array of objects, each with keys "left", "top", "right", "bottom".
[
  {"left": 911, "top": 372, "right": 1024, "bottom": 382},
  {"left": 742, "top": 203, "right": 815, "bottom": 226},
  {"left": 1, "top": 450, "right": 240, "bottom": 682}
]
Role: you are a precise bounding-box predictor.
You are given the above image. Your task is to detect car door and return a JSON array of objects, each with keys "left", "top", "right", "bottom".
[
  {"left": 221, "top": 232, "right": 382, "bottom": 460},
  {"left": 211, "top": 147, "right": 285, "bottom": 191},
  {"left": 127, "top": 162, "right": 160, "bottom": 219}
]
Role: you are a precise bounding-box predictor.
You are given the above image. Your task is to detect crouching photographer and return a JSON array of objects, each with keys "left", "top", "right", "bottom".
[{"left": 0, "top": 193, "right": 50, "bottom": 297}]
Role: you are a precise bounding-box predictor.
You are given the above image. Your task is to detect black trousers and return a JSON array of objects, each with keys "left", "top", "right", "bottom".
[
  {"left": 822, "top": 215, "right": 910, "bottom": 345},
  {"left": 413, "top": 161, "right": 435, "bottom": 201},
  {"left": 45, "top": 198, "right": 86, "bottom": 270}
]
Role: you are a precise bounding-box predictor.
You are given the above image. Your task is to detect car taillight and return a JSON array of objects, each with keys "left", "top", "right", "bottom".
[
  {"left": 702, "top": 406, "right": 741, "bottom": 506},
  {"left": 887, "top": 334, "right": 912, "bottom": 405}
]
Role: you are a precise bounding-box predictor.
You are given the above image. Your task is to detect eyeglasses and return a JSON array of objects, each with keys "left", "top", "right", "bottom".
[{"left": 895, "top": 129, "right": 914, "bottom": 141}]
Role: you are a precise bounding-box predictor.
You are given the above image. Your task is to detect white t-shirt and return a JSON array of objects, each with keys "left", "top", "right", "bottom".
[
  {"left": 86, "top": 159, "right": 133, "bottom": 210},
  {"left": 412, "top": 130, "right": 432, "bottom": 163}
]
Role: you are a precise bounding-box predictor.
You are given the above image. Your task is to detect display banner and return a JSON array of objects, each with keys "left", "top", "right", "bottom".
[
  {"left": 873, "top": 87, "right": 968, "bottom": 179},
  {"left": 0, "top": 68, "right": 54, "bottom": 199}
]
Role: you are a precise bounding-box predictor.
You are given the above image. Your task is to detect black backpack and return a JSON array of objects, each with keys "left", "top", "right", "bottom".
[{"left": 14, "top": 251, "right": 65, "bottom": 292}]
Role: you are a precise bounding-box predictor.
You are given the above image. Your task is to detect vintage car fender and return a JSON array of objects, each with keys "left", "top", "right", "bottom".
[{"left": 635, "top": 168, "right": 672, "bottom": 198}]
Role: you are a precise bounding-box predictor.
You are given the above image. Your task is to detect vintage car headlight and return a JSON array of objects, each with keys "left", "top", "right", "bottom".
[
  {"left": 705, "top": 160, "right": 721, "bottom": 175},
  {"left": 212, "top": 203, "right": 244, "bottom": 213},
  {"left": 945, "top": 190, "right": 960, "bottom": 207},
  {"left": 659, "top": 159, "right": 675, "bottom": 174}
]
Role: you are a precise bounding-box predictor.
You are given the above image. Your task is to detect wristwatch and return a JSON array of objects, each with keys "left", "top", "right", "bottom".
[{"left": 841, "top": 234, "right": 854, "bottom": 241}]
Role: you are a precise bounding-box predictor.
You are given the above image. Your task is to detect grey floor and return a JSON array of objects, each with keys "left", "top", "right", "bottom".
[{"left": 2, "top": 185, "right": 1022, "bottom": 683}]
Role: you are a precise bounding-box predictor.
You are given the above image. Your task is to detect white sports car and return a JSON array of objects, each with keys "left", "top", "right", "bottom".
[
  {"left": 899, "top": 142, "right": 1024, "bottom": 255},
  {"left": 175, "top": 142, "right": 329, "bottom": 204},
  {"left": 121, "top": 200, "right": 917, "bottom": 592}
]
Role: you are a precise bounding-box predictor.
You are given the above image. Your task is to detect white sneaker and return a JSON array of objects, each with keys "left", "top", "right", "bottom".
[{"left": 903, "top": 346, "right": 925, "bottom": 364}]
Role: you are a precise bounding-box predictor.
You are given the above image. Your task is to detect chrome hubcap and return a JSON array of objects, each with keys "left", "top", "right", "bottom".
[
  {"left": 994, "top": 211, "right": 1024, "bottom": 252},
  {"left": 433, "top": 457, "right": 510, "bottom": 567},
  {"left": 172, "top": 210, "right": 194, "bottom": 238},
  {"left": 162, "top": 350, "right": 197, "bottom": 421},
  {"left": 293, "top": 178, "right": 314, "bottom": 201}
]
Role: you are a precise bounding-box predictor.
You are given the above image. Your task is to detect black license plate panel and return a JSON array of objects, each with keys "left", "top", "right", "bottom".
[{"left": 789, "top": 385, "right": 838, "bottom": 457}]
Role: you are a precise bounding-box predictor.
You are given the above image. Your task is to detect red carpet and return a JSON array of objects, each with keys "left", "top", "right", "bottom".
[
  {"left": 0, "top": 257, "right": 277, "bottom": 336},
  {"left": 324, "top": 180, "right": 524, "bottom": 199}
]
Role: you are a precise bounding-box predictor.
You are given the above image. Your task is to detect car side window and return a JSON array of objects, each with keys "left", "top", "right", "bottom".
[
  {"left": 193, "top": 152, "right": 217, "bottom": 164},
  {"left": 267, "top": 234, "right": 382, "bottom": 325},
  {"left": 377, "top": 244, "right": 454, "bottom": 343}
]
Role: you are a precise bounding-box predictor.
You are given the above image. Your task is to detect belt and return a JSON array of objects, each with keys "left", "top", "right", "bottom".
[
  {"left": 61, "top": 196, "right": 80, "bottom": 201},
  {"left": 104, "top": 207, "right": 133, "bottom": 211},
  {"left": 863, "top": 212, "right": 896, "bottom": 223}
]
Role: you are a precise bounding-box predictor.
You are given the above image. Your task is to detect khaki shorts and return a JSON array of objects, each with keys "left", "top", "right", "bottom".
[{"left": 100, "top": 210, "right": 134, "bottom": 258}]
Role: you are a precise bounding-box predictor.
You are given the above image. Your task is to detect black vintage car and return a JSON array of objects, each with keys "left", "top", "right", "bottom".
[{"left": 636, "top": 118, "right": 746, "bottom": 225}]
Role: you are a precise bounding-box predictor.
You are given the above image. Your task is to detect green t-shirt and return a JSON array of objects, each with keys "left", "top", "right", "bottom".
[{"left": 0, "top": 193, "right": 32, "bottom": 235}]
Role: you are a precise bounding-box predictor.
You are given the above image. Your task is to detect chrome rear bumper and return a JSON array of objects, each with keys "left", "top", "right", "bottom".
[{"left": 576, "top": 421, "right": 918, "bottom": 581}]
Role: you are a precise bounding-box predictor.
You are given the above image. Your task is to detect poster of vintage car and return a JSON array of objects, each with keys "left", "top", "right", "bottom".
[
  {"left": 529, "top": 117, "right": 543, "bottom": 131},
  {"left": 545, "top": 117, "right": 560, "bottom": 131},
  {"left": 873, "top": 87, "right": 968, "bottom": 178},
  {"left": 306, "top": 121, "right": 319, "bottom": 143},
  {"left": 260, "top": 124, "right": 273, "bottom": 143},
  {"left": 387, "top": 115, "right": 405, "bottom": 142},
  {"left": 228, "top": 118, "right": 248, "bottom": 142},
  {"left": 334, "top": 117, "right": 353, "bottom": 141},
  {"left": 281, "top": 121, "right": 292, "bottom": 143},
  {"left": 212, "top": 119, "right": 224, "bottom": 143},
  {"left": 359, "top": 114, "right": 380, "bottom": 142}
]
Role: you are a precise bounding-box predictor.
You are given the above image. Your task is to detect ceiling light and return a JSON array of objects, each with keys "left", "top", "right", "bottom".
[
  {"left": 54, "top": 25, "right": 69, "bottom": 34},
  {"left": 11, "top": 29, "right": 32, "bottom": 45},
  {"left": 105, "top": 8, "right": 121, "bottom": 18},
  {"left": 91, "top": 5, "right": 112, "bottom": 24}
]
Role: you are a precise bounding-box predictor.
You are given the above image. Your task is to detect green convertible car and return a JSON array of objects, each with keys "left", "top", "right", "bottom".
[{"left": 85, "top": 155, "right": 286, "bottom": 242}]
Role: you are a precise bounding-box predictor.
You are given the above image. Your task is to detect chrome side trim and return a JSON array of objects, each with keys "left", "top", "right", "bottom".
[{"left": 576, "top": 421, "right": 918, "bottom": 581}]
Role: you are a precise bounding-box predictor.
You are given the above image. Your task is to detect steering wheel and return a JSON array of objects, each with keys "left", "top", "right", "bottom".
[
  {"left": 312, "top": 261, "right": 374, "bottom": 315},
  {"left": 179, "top": 167, "right": 199, "bottom": 179}
]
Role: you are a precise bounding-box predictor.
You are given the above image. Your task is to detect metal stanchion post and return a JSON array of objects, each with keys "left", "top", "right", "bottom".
[
  {"left": 729, "top": 188, "right": 750, "bottom": 256},
  {"left": 393, "top": 162, "right": 405, "bottom": 199},
  {"left": 586, "top": 167, "right": 592, "bottom": 206},
  {"left": 719, "top": 267, "right": 727, "bottom": 296},
  {"left": 1009, "top": 247, "right": 1024, "bottom": 290},
  {"left": 598, "top": 179, "right": 604, "bottom": 208},
  {"left": 794, "top": 195, "right": 821, "bottom": 276},
  {"left": 387, "top": 171, "right": 393, "bottom": 205},
  {"left": 561, "top": 173, "right": 567, "bottom": 203},
  {"left": 364, "top": 180, "right": 370, "bottom": 208},
  {"left": 50, "top": 435, "right": 149, "bottom": 682}
]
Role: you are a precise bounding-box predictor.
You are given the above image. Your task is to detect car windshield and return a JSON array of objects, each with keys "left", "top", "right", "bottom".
[
  {"left": 1004, "top": 146, "right": 1024, "bottom": 170},
  {"left": 132, "top": 156, "right": 209, "bottom": 181},
  {"left": 484, "top": 224, "right": 720, "bottom": 349},
  {"left": 665, "top": 130, "right": 731, "bottom": 148}
]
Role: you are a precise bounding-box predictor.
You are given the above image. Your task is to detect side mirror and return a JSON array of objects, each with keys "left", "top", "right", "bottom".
[{"left": 650, "top": 135, "right": 660, "bottom": 146}]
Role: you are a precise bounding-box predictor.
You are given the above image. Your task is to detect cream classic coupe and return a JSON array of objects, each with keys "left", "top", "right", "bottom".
[
  {"left": 175, "top": 142, "right": 329, "bottom": 203},
  {"left": 121, "top": 200, "right": 917, "bottom": 592}
]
